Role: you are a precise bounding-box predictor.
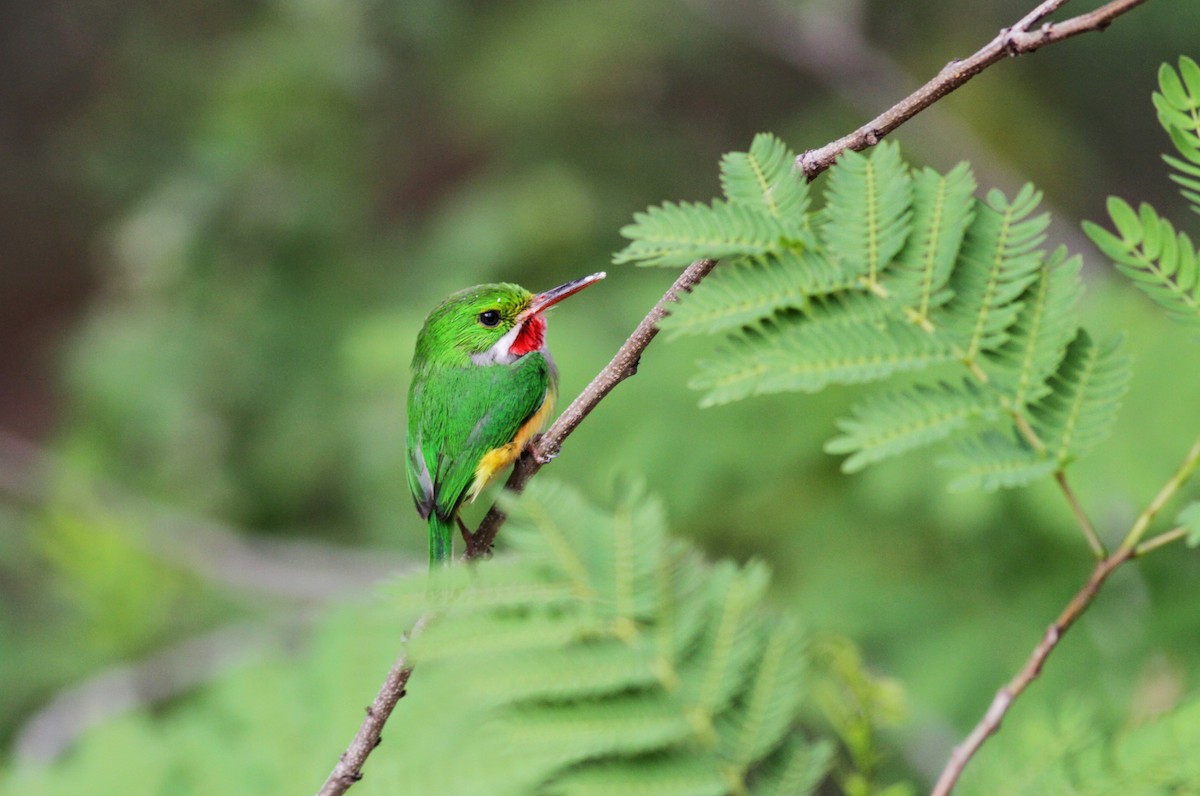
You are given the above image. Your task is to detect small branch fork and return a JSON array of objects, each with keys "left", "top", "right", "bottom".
[
  {"left": 318, "top": 0, "right": 1155, "bottom": 793},
  {"left": 796, "top": 0, "right": 1154, "bottom": 179},
  {"left": 931, "top": 435, "right": 1200, "bottom": 796}
]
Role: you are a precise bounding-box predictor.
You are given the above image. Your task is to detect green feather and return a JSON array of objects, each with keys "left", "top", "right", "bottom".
[
  {"left": 409, "top": 353, "right": 552, "bottom": 565},
  {"left": 407, "top": 281, "right": 564, "bottom": 566}
]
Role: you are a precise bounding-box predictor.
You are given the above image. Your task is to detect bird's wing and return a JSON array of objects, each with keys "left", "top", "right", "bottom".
[{"left": 407, "top": 354, "right": 549, "bottom": 522}]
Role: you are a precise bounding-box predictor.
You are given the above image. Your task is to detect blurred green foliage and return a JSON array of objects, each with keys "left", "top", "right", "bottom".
[
  {"left": 5, "top": 0, "right": 1200, "bottom": 792},
  {"left": 4, "top": 482, "right": 837, "bottom": 795}
]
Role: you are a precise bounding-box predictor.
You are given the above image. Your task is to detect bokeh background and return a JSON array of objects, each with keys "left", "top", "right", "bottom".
[{"left": 3, "top": 0, "right": 1200, "bottom": 791}]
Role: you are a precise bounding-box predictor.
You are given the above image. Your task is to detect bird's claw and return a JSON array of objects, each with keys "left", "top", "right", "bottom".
[{"left": 532, "top": 445, "right": 559, "bottom": 465}]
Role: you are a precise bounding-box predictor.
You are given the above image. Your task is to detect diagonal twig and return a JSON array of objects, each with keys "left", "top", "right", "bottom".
[
  {"left": 929, "top": 546, "right": 1130, "bottom": 796},
  {"left": 317, "top": 616, "right": 426, "bottom": 796},
  {"left": 797, "top": 0, "right": 1154, "bottom": 179},
  {"left": 931, "top": 433, "right": 1200, "bottom": 796}
]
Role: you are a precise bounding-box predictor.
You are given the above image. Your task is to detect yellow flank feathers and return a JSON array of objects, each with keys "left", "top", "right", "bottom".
[{"left": 466, "top": 389, "right": 554, "bottom": 503}]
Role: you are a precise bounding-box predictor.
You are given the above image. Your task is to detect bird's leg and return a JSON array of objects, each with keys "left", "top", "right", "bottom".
[{"left": 457, "top": 516, "right": 473, "bottom": 546}]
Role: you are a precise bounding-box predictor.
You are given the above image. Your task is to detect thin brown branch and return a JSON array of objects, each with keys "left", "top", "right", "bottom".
[
  {"left": 929, "top": 546, "right": 1131, "bottom": 796},
  {"left": 931, "top": 433, "right": 1200, "bottom": 796},
  {"left": 463, "top": 257, "right": 719, "bottom": 559},
  {"left": 684, "top": 0, "right": 1095, "bottom": 255},
  {"left": 1013, "top": 0, "right": 1073, "bottom": 31},
  {"left": 797, "top": 0, "right": 1154, "bottom": 179},
  {"left": 317, "top": 616, "right": 426, "bottom": 796}
]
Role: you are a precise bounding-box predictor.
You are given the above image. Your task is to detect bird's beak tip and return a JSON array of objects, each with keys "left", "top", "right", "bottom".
[{"left": 527, "top": 271, "right": 607, "bottom": 316}]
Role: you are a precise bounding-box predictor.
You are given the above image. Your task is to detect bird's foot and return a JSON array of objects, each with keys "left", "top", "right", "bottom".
[
  {"left": 532, "top": 447, "right": 559, "bottom": 465},
  {"left": 529, "top": 434, "right": 560, "bottom": 465}
]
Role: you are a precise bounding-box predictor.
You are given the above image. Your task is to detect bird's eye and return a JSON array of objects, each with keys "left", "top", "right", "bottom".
[{"left": 478, "top": 309, "right": 502, "bottom": 327}]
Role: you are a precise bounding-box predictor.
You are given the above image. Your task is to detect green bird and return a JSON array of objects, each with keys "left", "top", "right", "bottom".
[{"left": 407, "top": 272, "right": 606, "bottom": 565}]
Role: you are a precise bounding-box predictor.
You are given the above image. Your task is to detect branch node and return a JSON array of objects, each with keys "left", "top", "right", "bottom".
[
  {"left": 984, "top": 690, "right": 1012, "bottom": 725},
  {"left": 796, "top": 151, "right": 817, "bottom": 179}
]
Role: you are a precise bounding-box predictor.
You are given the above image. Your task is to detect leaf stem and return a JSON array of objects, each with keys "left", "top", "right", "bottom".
[
  {"left": 1134, "top": 525, "right": 1187, "bottom": 556},
  {"left": 1054, "top": 470, "right": 1105, "bottom": 558},
  {"left": 1010, "top": 409, "right": 1045, "bottom": 455},
  {"left": 1118, "top": 435, "right": 1200, "bottom": 552}
]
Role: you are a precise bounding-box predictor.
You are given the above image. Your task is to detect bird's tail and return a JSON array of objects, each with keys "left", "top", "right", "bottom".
[{"left": 429, "top": 513, "right": 454, "bottom": 567}]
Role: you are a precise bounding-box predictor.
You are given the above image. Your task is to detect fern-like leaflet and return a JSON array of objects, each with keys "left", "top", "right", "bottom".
[
  {"left": 1085, "top": 198, "right": 1200, "bottom": 326},
  {"left": 819, "top": 143, "right": 913, "bottom": 291},
  {"left": 937, "top": 184, "right": 1049, "bottom": 370},
  {"left": 617, "top": 134, "right": 1129, "bottom": 490},
  {"left": 614, "top": 200, "right": 789, "bottom": 268},
  {"left": 658, "top": 252, "right": 831, "bottom": 340},
  {"left": 958, "top": 697, "right": 1200, "bottom": 795},
  {"left": 825, "top": 380, "right": 999, "bottom": 474},
  {"left": 719, "top": 133, "right": 810, "bottom": 238},
  {"left": 938, "top": 431, "right": 1055, "bottom": 493},
  {"left": 1085, "top": 56, "right": 1200, "bottom": 328},
  {"left": 981, "top": 248, "right": 1082, "bottom": 409},
  {"left": 887, "top": 163, "right": 977, "bottom": 326},
  {"left": 1026, "top": 331, "right": 1132, "bottom": 469},
  {"left": 387, "top": 480, "right": 832, "bottom": 796},
  {"left": 1153, "top": 55, "right": 1200, "bottom": 216}
]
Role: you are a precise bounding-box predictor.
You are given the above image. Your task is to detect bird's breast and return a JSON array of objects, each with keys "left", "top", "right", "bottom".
[{"left": 466, "top": 386, "right": 555, "bottom": 502}]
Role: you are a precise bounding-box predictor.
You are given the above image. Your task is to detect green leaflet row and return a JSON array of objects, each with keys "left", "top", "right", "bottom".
[
  {"left": 1085, "top": 55, "right": 1200, "bottom": 328},
  {"left": 389, "top": 479, "right": 831, "bottom": 796},
  {"left": 615, "top": 133, "right": 1130, "bottom": 490}
]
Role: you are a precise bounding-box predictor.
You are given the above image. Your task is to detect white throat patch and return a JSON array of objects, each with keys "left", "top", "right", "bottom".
[{"left": 470, "top": 323, "right": 523, "bottom": 366}]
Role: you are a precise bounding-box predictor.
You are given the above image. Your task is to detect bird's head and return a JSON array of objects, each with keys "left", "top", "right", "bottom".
[{"left": 414, "top": 272, "right": 606, "bottom": 367}]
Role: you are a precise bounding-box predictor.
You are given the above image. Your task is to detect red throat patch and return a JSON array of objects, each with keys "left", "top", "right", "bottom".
[{"left": 509, "top": 315, "right": 546, "bottom": 357}]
